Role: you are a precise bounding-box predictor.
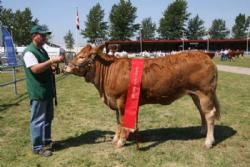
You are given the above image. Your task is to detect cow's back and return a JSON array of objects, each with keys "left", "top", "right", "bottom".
[{"left": 140, "top": 51, "right": 217, "bottom": 104}]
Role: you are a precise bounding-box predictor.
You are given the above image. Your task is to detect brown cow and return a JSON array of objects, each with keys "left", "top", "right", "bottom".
[
  {"left": 64, "top": 44, "right": 220, "bottom": 149},
  {"left": 206, "top": 52, "right": 216, "bottom": 59},
  {"left": 228, "top": 50, "right": 244, "bottom": 61}
]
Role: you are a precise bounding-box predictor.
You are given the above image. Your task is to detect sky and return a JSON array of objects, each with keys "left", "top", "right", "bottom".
[{"left": 2, "top": 0, "right": 250, "bottom": 48}]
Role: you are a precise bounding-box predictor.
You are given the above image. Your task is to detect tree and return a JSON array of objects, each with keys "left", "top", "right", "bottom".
[
  {"left": 64, "top": 30, "right": 74, "bottom": 50},
  {"left": 186, "top": 15, "right": 206, "bottom": 40},
  {"left": 0, "top": 8, "right": 15, "bottom": 30},
  {"left": 140, "top": 17, "right": 156, "bottom": 40},
  {"left": 209, "top": 19, "right": 230, "bottom": 39},
  {"left": 81, "top": 3, "right": 108, "bottom": 43},
  {"left": 0, "top": 7, "right": 39, "bottom": 45},
  {"left": 13, "top": 8, "right": 39, "bottom": 45},
  {"left": 0, "top": 0, "right": 3, "bottom": 14},
  {"left": 158, "top": 0, "right": 190, "bottom": 39},
  {"left": 109, "top": 0, "right": 139, "bottom": 40},
  {"left": 232, "top": 13, "right": 250, "bottom": 39}
]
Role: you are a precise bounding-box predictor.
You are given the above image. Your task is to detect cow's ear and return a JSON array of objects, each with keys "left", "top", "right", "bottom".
[
  {"left": 96, "top": 44, "right": 106, "bottom": 53},
  {"left": 89, "top": 44, "right": 105, "bottom": 55},
  {"left": 98, "top": 53, "right": 115, "bottom": 62},
  {"left": 81, "top": 44, "right": 92, "bottom": 52},
  {"left": 90, "top": 44, "right": 115, "bottom": 62},
  {"left": 85, "top": 44, "right": 92, "bottom": 49}
]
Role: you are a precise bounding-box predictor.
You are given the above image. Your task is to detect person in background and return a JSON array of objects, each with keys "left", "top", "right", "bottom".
[
  {"left": 220, "top": 49, "right": 224, "bottom": 61},
  {"left": 22, "top": 25, "right": 64, "bottom": 157},
  {"left": 223, "top": 48, "right": 229, "bottom": 61}
]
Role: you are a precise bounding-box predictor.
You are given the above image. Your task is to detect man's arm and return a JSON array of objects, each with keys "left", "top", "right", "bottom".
[
  {"left": 30, "top": 57, "right": 64, "bottom": 74},
  {"left": 23, "top": 51, "right": 64, "bottom": 74},
  {"left": 30, "top": 59, "right": 55, "bottom": 74}
]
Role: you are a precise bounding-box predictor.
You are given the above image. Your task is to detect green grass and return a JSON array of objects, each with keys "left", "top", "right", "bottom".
[
  {"left": 0, "top": 66, "right": 25, "bottom": 85},
  {"left": 0, "top": 71, "right": 250, "bottom": 167},
  {"left": 213, "top": 55, "right": 250, "bottom": 68}
]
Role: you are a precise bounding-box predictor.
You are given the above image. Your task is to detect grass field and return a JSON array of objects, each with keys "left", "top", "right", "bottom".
[
  {"left": 0, "top": 66, "right": 250, "bottom": 166},
  {"left": 213, "top": 55, "right": 250, "bottom": 68}
]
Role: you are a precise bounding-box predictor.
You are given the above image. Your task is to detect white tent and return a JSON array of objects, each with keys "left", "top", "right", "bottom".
[{"left": 43, "top": 43, "right": 65, "bottom": 58}]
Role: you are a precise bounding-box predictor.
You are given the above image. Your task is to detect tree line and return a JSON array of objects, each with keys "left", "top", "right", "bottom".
[
  {"left": 1, "top": 0, "right": 250, "bottom": 50},
  {"left": 0, "top": 0, "right": 51, "bottom": 46}
]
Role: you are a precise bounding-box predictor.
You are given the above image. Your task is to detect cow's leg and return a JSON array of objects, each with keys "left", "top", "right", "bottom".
[
  {"left": 190, "top": 94, "right": 207, "bottom": 135},
  {"left": 116, "top": 127, "right": 129, "bottom": 148},
  {"left": 112, "top": 124, "right": 121, "bottom": 145},
  {"left": 114, "top": 98, "right": 130, "bottom": 148},
  {"left": 112, "top": 109, "right": 121, "bottom": 145},
  {"left": 116, "top": 112, "right": 129, "bottom": 148},
  {"left": 198, "top": 92, "right": 220, "bottom": 148}
]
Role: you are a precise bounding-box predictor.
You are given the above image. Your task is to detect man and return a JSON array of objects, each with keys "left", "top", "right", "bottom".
[{"left": 22, "top": 25, "right": 64, "bottom": 157}]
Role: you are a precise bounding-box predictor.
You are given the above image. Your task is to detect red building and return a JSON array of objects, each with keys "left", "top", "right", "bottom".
[{"left": 105, "top": 39, "right": 249, "bottom": 53}]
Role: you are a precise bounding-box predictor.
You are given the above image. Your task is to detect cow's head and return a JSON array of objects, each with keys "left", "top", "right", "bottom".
[{"left": 64, "top": 44, "right": 114, "bottom": 78}]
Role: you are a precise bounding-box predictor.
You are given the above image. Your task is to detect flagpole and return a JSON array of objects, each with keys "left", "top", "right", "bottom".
[
  {"left": 75, "top": 7, "right": 78, "bottom": 52},
  {"left": 75, "top": 27, "right": 78, "bottom": 52},
  {"left": 140, "top": 29, "right": 142, "bottom": 53}
]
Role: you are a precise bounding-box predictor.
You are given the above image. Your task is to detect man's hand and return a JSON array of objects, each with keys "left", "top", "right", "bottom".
[
  {"left": 50, "top": 55, "right": 65, "bottom": 74},
  {"left": 50, "top": 55, "right": 65, "bottom": 64}
]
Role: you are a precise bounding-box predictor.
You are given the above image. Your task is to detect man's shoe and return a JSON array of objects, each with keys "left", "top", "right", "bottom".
[
  {"left": 46, "top": 141, "right": 63, "bottom": 151},
  {"left": 33, "top": 148, "right": 53, "bottom": 157}
]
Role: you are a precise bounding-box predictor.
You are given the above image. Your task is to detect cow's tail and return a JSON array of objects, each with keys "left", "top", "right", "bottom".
[
  {"left": 213, "top": 66, "right": 220, "bottom": 120},
  {"left": 213, "top": 93, "right": 220, "bottom": 120}
]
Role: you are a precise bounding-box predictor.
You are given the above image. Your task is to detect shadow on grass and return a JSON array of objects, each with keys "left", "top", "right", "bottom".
[
  {"left": 54, "top": 125, "right": 236, "bottom": 151},
  {"left": 127, "top": 125, "right": 237, "bottom": 151},
  {"left": 54, "top": 130, "right": 114, "bottom": 151},
  {"left": 0, "top": 92, "right": 28, "bottom": 112}
]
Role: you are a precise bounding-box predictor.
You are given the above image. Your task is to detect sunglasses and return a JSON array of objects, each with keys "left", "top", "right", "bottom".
[{"left": 39, "top": 34, "right": 47, "bottom": 38}]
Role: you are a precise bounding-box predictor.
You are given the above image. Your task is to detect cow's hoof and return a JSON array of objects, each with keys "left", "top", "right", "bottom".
[
  {"left": 116, "top": 139, "right": 125, "bottom": 148},
  {"left": 112, "top": 135, "right": 119, "bottom": 145},
  {"left": 205, "top": 139, "right": 215, "bottom": 149}
]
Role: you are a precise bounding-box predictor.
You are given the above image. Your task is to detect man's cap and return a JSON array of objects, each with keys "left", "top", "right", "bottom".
[{"left": 31, "top": 25, "right": 51, "bottom": 35}]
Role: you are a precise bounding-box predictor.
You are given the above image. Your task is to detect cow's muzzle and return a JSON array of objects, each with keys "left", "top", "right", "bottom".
[{"left": 62, "top": 65, "right": 72, "bottom": 73}]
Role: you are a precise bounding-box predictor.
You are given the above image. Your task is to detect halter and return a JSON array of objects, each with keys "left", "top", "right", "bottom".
[{"left": 70, "top": 54, "right": 96, "bottom": 69}]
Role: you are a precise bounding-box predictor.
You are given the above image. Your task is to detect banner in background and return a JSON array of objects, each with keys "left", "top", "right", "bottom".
[
  {"left": 0, "top": 21, "right": 3, "bottom": 46},
  {"left": 2, "top": 26, "right": 17, "bottom": 66}
]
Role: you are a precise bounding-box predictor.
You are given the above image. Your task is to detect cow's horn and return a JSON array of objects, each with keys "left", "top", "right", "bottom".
[{"left": 96, "top": 44, "right": 106, "bottom": 53}]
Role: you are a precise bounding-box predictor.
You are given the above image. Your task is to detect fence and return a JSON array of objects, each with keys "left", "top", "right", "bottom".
[
  {"left": 0, "top": 65, "right": 25, "bottom": 95},
  {"left": 0, "top": 51, "right": 75, "bottom": 95}
]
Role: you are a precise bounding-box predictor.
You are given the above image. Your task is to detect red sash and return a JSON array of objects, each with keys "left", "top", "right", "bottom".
[{"left": 123, "top": 59, "right": 144, "bottom": 131}]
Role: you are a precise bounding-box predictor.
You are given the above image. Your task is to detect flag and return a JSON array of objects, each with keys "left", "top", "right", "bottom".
[
  {"left": 2, "top": 26, "right": 17, "bottom": 66},
  {"left": 76, "top": 9, "right": 80, "bottom": 30}
]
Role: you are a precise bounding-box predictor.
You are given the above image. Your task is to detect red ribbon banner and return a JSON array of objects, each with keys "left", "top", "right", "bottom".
[{"left": 123, "top": 59, "right": 144, "bottom": 131}]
